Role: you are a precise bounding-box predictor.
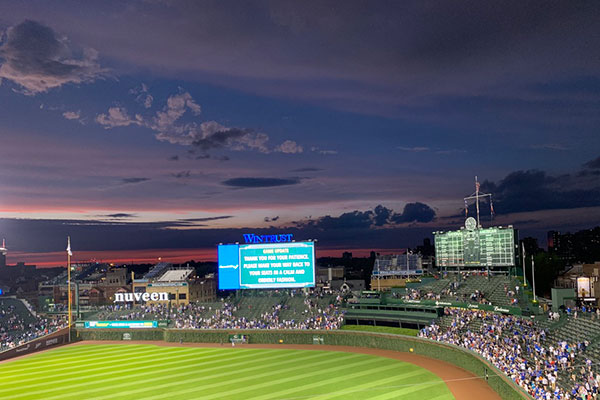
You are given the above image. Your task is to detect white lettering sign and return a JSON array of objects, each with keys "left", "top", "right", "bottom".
[{"left": 114, "top": 292, "right": 169, "bottom": 303}]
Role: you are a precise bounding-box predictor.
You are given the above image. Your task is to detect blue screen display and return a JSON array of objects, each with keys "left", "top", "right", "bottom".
[
  {"left": 218, "top": 242, "right": 316, "bottom": 290},
  {"left": 218, "top": 244, "right": 241, "bottom": 290}
]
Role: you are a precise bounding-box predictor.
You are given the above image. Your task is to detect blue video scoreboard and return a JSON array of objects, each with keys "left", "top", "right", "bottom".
[{"left": 218, "top": 242, "right": 316, "bottom": 290}]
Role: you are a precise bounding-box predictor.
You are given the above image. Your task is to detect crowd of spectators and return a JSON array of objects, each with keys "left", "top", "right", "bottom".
[
  {"left": 93, "top": 291, "right": 345, "bottom": 331},
  {"left": 391, "top": 272, "right": 521, "bottom": 307},
  {"left": 0, "top": 300, "right": 67, "bottom": 351},
  {"left": 420, "top": 308, "right": 598, "bottom": 399}
]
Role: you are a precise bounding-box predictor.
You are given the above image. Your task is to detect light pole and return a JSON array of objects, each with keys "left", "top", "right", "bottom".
[
  {"left": 522, "top": 242, "right": 527, "bottom": 288},
  {"left": 531, "top": 255, "right": 537, "bottom": 303}
]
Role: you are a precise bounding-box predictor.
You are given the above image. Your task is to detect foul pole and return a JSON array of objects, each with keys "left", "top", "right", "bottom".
[{"left": 67, "top": 236, "right": 72, "bottom": 342}]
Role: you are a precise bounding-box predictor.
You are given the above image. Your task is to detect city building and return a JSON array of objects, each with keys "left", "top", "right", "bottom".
[{"left": 132, "top": 263, "right": 216, "bottom": 306}]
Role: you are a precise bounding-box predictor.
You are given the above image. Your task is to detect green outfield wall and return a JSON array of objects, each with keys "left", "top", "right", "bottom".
[{"left": 75, "top": 328, "right": 528, "bottom": 400}]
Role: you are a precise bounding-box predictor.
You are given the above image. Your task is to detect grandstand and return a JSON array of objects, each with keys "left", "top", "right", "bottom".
[{"left": 0, "top": 297, "right": 67, "bottom": 351}]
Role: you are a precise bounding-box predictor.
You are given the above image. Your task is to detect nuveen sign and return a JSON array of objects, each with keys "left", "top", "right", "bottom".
[{"left": 114, "top": 292, "right": 169, "bottom": 302}]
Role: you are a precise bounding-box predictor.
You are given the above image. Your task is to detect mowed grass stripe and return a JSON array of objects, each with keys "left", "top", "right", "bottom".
[
  {"left": 0, "top": 346, "right": 216, "bottom": 380},
  {"left": 0, "top": 344, "right": 154, "bottom": 369},
  {"left": 0, "top": 345, "right": 456, "bottom": 400},
  {"left": 142, "top": 354, "right": 385, "bottom": 400},
  {"left": 0, "top": 347, "right": 228, "bottom": 393},
  {"left": 367, "top": 379, "right": 449, "bottom": 400},
  {"left": 274, "top": 368, "right": 428, "bottom": 400},
  {"left": 318, "top": 370, "right": 431, "bottom": 400},
  {"left": 5, "top": 348, "right": 289, "bottom": 399},
  {"left": 428, "top": 393, "right": 457, "bottom": 400},
  {"left": 7, "top": 343, "right": 158, "bottom": 362},
  {"left": 36, "top": 349, "right": 326, "bottom": 400},
  {"left": 0, "top": 345, "right": 169, "bottom": 374},
  {"left": 85, "top": 350, "right": 362, "bottom": 400}
]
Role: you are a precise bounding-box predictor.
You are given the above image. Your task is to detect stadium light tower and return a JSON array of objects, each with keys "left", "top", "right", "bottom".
[{"left": 463, "top": 176, "right": 494, "bottom": 228}]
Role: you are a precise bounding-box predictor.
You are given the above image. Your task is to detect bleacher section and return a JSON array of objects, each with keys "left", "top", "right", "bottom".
[
  {"left": 400, "top": 274, "right": 524, "bottom": 308},
  {"left": 157, "top": 269, "right": 193, "bottom": 282},
  {"left": 144, "top": 262, "right": 171, "bottom": 279},
  {"left": 234, "top": 295, "right": 284, "bottom": 320},
  {"left": 0, "top": 298, "right": 37, "bottom": 327},
  {"left": 0, "top": 297, "right": 67, "bottom": 351}
]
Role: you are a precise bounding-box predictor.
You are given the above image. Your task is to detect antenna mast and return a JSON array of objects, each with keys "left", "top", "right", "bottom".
[{"left": 463, "top": 176, "right": 493, "bottom": 228}]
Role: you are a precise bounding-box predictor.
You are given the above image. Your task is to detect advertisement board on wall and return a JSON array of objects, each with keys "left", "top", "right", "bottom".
[
  {"left": 83, "top": 321, "right": 158, "bottom": 329},
  {"left": 577, "top": 277, "right": 591, "bottom": 298}
]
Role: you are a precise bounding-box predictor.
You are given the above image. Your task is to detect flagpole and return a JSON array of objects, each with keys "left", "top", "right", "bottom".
[
  {"left": 475, "top": 176, "right": 480, "bottom": 228},
  {"left": 67, "top": 236, "right": 72, "bottom": 343}
]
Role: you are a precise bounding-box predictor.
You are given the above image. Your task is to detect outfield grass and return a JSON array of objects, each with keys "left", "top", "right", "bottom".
[
  {"left": 340, "top": 325, "right": 419, "bottom": 336},
  {"left": 0, "top": 344, "right": 455, "bottom": 400}
]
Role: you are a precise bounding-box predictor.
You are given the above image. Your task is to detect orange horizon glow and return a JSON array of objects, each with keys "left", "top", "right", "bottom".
[{"left": 7, "top": 247, "right": 401, "bottom": 268}]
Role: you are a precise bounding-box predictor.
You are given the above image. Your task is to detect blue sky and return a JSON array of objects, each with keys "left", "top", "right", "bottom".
[{"left": 0, "top": 1, "right": 599, "bottom": 264}]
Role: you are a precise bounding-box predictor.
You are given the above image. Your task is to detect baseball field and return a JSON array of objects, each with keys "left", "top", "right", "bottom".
[{"left": 0, "top": 343, "right": 456, "bottom": 400}]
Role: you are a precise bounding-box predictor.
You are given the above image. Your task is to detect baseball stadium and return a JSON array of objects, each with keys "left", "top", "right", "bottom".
[{"left": 1, "top": 222, "right": 599, "bottom": 400}]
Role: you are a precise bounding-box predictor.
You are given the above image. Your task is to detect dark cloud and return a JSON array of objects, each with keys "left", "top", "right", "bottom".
[
  {"left": 0, "top": 20, "right": 105, "bottom": 94},
  {"left": 373, "top": 205, "right": 392, "bottom": 227},
  {"left": 100, "top": 213, "right": 136, "bottom": 219},
  {"left": 171, "top": 170, "right": 191, "bottom": 179},
  {"left": 296, "top": 203, "right": 436, "bottom": 231},
  {"left": 191, "top": 128, "right": 269, "bottom": 153},
  {"left": 390, "top": 202, "right": 437, "bottom": 224},
  {"left": 177, "top": 216, "right": 233, "bottom": 222},
  {"left": 169, "top": 155, "right": 179, "bottom": 161},
  {"left": 264, "top": 216, "right": 280, "bottom": 222},
  {"left": 121, "top": 177, "right": 150, "bottom": 184},
  {"left": 577, "top": 170, "right": 600, "bottom": 178},
  {"left": 222, "top": 177, "right": 302, "bottom": 188},
  {"left": 192, "top": 128, "right": 247, "bottom": 151},
  {"left": 584, "top": 156, "right": 600, "bottom": 170},
  {"left": 0, "top": 217, "right": 435, "bottom": 254},
  {"left": 481, "top": 170, "right": 600, "bottom": 214},
  {"left": 290, "top": 167, "right": 323, "bottom": 172}
]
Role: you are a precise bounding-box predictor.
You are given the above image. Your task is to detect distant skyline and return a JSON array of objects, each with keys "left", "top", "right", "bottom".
[{"left": 1, "top": 1, "right": 599, "bottom": 266}]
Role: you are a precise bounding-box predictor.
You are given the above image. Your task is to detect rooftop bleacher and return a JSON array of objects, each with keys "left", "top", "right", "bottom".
[
  {"left": 157, "top": 269, "right": 194, "bottom": 282},
  {"left": 144, "top": 262, "right": 172, "bottom": 280}
]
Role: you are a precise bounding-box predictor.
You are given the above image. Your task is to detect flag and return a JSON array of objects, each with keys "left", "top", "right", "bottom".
[
  {"left": 475, "top": 181, "right": 480, "bottom": 193},
  {"left": 66, "top": 236, "right": 72, "bottom": 257},
  {"left": 464, "top": 199, "right": 468, "bottom": 216},
  {"left": 490, "top": 199, "right": 495, "bottom": 215}
]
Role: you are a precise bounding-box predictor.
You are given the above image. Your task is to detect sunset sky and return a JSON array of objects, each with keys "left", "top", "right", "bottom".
[{"left": 0, "top": 1, "right": 599, "bottom": 266}]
